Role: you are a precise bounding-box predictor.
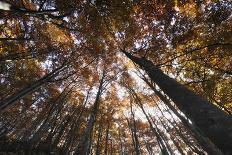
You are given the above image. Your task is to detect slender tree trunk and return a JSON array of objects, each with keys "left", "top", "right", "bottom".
[
  {"left": 129, "top": 101, "right": 140, "bottom": 155},
  {"left": 153, "top": 95, "right": 204, "bottom": 154},
  {"left": 124, "top": 85, "right": 169, "bottom": 155},
  {"left": 20, "top": 94, "right": 59, "bottom": 140},
  {"left": 30, "top": 94, "right": 65, "bottom": 141},
  {"left": 156, "top": 102, "right": 199, "bottom": 155},
  {"left": 118, "top": 127, "right": 124, "bottom": 155},
  {"left": 123, "top": 50, "right": 232, "bottom": 154},
  {"left": 87, "top": 129, "right": 94, "bottom": 155},
  {"left": 125, "top": 117, "right": 137, "bottom": 155},
  {"left": 96, "top": 124, "right": 102, "bottom": 155},
  {"left": 28, "top": 100, "right": 64, "bottom": 151},
  {"left": 62, "top": 89, "right": 91, "bottom": 154},
  {"left": 52, "top": 116, "right": 71, "bottom": 149},
  {"left": 144, "top": 139, "right": 153, "bottom": 155},
  {"left": 75, "top": 69, "right": 106, "bottom": 155},
  {"left": 104, "top": 123, "right": 110, "bottom": 155},
  {"left": 110, "top": 139, "right": 113, "bottom": 155},
  {"left": 0, "top": 63, "right": 67, "bottom": 111},
  {"left": 149, "top": 114, "right": 173, "bottom": 155},
  {"left": 137, "top": 108, "right": 169, "bottom": 155},
  {"left": 156, "top": 112, "right": 185, "bottom": 155}
]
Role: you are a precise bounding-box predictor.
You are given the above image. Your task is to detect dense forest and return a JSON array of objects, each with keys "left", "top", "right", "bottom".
[{"left": 0, "top": 0, "right": 232, "bottom": 154}]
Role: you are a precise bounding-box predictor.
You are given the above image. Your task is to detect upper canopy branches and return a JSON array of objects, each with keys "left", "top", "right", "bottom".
[{"left": 0, "top": 0, "right": 231, "bottom": 154}]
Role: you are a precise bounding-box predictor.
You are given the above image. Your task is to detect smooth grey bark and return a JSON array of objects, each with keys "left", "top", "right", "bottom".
[{"left": 123, "top": 50, "right": 232, "bottom": 154}]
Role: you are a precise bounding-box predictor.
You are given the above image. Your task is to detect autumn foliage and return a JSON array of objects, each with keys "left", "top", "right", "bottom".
[{"left": 0, "top": 0, "right": 231, "bottom": 154}]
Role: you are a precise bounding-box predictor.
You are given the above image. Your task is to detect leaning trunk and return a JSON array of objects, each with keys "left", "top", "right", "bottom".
[{"left": 0, "top": 63, "right": 67, "bottom": 111}]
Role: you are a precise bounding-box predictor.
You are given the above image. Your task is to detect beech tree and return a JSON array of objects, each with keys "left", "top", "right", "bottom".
[{"left": 0, "top": 0, "right": 231, "bottom": 155}]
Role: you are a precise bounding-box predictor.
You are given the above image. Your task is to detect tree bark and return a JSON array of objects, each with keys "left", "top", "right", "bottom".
[
  {"left": 96, "top": 124, "right": 102, "bottom": 155},
  {"left": 129, "top": 101, "right": 141, "bottom": 155},
  {"left": 141, "top": 75, "right": 223, "bottom": 154},
  {"left": 123, "top": 50, "right": 232, "bottom": 154},
  {"left": 104, "top": 123, "right": 110, "bottom": 155},
  {"left": 62, "top": 89, "right": 91, "bottom": 154},
  {"left": 124, "top": 83, "right": 169, "bottom": 155},
  {"left": 75, "top": 69, "right": 106, "bottom": 155},
  {"left": 118, "top": 127, "right": 124, "bottom": 155},
  {"left": 0, "top": 63, "right": 67, "bottom": 111}
]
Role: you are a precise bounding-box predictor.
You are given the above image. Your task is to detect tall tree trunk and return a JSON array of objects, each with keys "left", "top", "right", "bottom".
[
  {"left": 155, "top": 111, "right": 185, "bottom": 155},
  {"left": 123, "top": 50, "right": 232, "bottom": 154},
  {"left": 148, "top": 114, "right": 173, "bottom": 155},
  {"left": 156, "top": 102, "right": 198, "bottom": 155},
  {"left": 125, "top": 117, "right": 137, "bottom": 155},
  {"left": 85, "top": 128, "right": 94, "bottom": 155},
  {"left": 118, "top": 127, "right": 124, "bottom": 155},
  {"left": 143, "top": 138, "right": 153, "bottom": 155},
  {"left": 20, "top": 93, "right": 60, "bottom": 140},
  {"left": 136, "top": 106, "right": 169, "bottom": 155},
  {"left": 28, "top": 99, "right": 65, "bottom": 152},
  {"left": 129, "top": 101, "right": 140, "bottom": 155},
  {"left": 52, "top": 115, "right": 71, "bottom": 149},
  {"left": 75, "top": 69, "right": 106, "bottom": 155},
  {"left": 110, "top": 139, "right": 113, "bottom": 155},
  {"left": 62, "top": 89, "right": 91, "bottom": 154},
  {"left": 96, "top": 124, "right": 102, "bottom": 155},
  {"left": 104, "top": 123, "right": 110, "bottom": 155},
  {"left": 141, "top": 75, "right": 223, "bottom": 154},
  {"left": 124, "top": 84, "right": 169, "bottom": 155},
  {"left": 0, "top": 63, "right": 67, "bottom": 111}
]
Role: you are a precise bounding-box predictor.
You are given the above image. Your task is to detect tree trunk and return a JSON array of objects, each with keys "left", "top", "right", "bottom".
[
  {"left": 0, "top": 63, "right": 67, "bottom": 111},
  {"left": 123, "top": 50, "right": 232, "bottom": 154},
  {"left": 156, "top": 111, "right": 185, "bottom": 155},
  {"left": 118, "top": 127, "right": 124, "bottom": 155},
  {"left": 104, "top": 123, "right": 110, "bottom": 155},
  {"left": 62, "top": 89, "right": 91, "bottom": 154},
  {"left": 96, "top": 124, "right": 102, "bottom": 155},
  {"left": 124, "top": 84, "right": 169, "bottom": 155},
  {"left": 136, "top": 107, "right": 169, "bottom": 155},
  {"left": 141, "top": 75, "right": 223, "bottom": 154},
  {"left": 125, "top": 117, "right": 138, "bottom": 155},
  {"left": 143, "top": 138, "right": 153, "bottom": 155},
  {"left": 129, "top": 101, "right": 140, "bottom": 155},
  {"left": 51, "top": 115, "right": 71, "bottom": 149},
  {"left": 75, "top": 69, "right": 106, "bottom": 155}
]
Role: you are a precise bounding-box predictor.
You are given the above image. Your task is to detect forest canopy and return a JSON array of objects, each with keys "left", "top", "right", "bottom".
[{"left": 0, "top": 0, "right": 232, "bottom": 154}]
